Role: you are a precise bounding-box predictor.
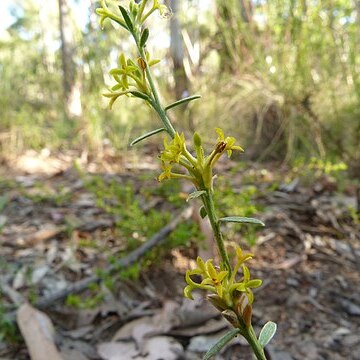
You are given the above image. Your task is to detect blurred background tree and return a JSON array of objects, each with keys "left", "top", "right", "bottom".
[{"left": 0, "top": 0, "right": 358, "bottom": 175}]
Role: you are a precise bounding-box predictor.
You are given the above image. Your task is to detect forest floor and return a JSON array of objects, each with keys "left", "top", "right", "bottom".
[{"left": 0, "top": 149, "right": 359, "bottom": 360}]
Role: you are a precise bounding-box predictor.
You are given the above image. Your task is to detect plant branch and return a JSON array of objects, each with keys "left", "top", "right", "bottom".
[
  {"left": 134, "top": 40, "right": 176, "bottom": 137},
  {"left": 202, "top": 190, "right": 232, "bottom": 274}
]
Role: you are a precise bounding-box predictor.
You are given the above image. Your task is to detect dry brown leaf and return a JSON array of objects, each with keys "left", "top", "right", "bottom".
[
  {"left": 112, "top": 317, "right": 153, "bottom": 341},
  {"left": 17, "top": 303, "right": 64, "bottom": 360},
  {"left": 169, "top": 318, "right": 228, "bottom": 337},
  {"left": 98, "top": 337, "right": 183, "bottom": 360},
  {"left": 16, "top": 225, "right": 64, "bottom": 247},
  {"left": 137, "top": 336, "right": 183, "bottom": 360},
  {"left": 97, "top": 341, "right": 138, "bottom": 360},
  {"left": 60, "top": 348, "right": 89, "bottom": 360}
]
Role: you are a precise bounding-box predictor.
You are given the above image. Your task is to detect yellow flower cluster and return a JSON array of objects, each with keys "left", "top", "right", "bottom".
[
  {"left": 96, "top": 0, "right": 171, "bottom": 29},
  {"left": 184, "top": 246, "right": 262, "bottom": 327},
  {"left": 103, "top": 52, "right": 160, "bottom": 109},
  {"left": 158, "top": 129, "right": 244, "bottom": 190}
]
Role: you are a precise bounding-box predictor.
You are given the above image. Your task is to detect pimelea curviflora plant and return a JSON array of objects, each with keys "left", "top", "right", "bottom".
[{"left": 96, "top": 1, "right": 277, "bottom": 359}]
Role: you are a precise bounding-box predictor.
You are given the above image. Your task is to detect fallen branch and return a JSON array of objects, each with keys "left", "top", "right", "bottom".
[{"left": 34, "top": 207, "right": 193, "bottom": 309}]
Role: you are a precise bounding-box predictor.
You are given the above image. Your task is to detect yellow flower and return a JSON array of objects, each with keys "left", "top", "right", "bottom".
[
  {"left": 184, "top": 247, "right": 262, "bottom": 309},
  {"left": 215, "top": 128, "right": 244, "bottom": 158},
  {"left": 160, "top": 132, "right": 185, "bottom": 163},
  {"left": 232, "top": 265, "right": 262, "bottom": 305},
  {"left": 184, "top": 257, "right": 228, "bottom": 299},
  {"left": 96, "top": 0, "right": 125, "bottom": 29},
  {"left": 158, "top": 162, "right": 172, "bottom": 182},
  {"left": 201, "top": 260, "right": 228, "bottom": 298}
]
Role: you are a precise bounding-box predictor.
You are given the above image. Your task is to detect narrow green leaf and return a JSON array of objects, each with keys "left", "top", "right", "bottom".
[
  {"left": 130, "top": 128, "right": 166, "bottom": 146},
  {"left": 129, "top": 91, "right": 151, "bottom": 101},
  {"left": 118, "top": 6, "right": 133, "bottom": 31},
  {"left": 140, "top": 28, "right": 150, "bottom": 48},
  {"left": 258, "top": 321, "right": 277, "bottom": 348},
  {"left": 200, "top": 206, "right": 207, "bottom": 219},
  {"left": 165, "top": 95, "right": 201, "bottom": 111},
  {"left": 111, "top": 18, "right": 128, "bottom": 30},
  {"left": 186, "top": 190, "right": 206, "bottom": 202},
  {"left": 219, "top": 216, "right": 265, "bottom": 226},
  {"left": 203, "top": 329, "right": 241, "bottom": 360}
]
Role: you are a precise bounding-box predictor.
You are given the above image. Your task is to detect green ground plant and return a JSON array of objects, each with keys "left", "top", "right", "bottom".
[
  {"left": 96, "top": 1, "right": 276, "bottom": 359},
  {"left": 83, "top": 174, "right": 203, "bottom": 278},
  {"left": 0, "top": 306, "right": 20, "bottom": 345}
]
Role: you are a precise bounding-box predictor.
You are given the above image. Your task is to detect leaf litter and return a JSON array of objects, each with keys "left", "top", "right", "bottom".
[{"left": 0, "top": 152, "right": 358, "bottom": 360}]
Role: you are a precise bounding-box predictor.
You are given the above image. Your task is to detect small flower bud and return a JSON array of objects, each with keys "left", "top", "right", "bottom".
[
  {"left": 215, "top": 141, "right": 226, "bottom": 154},
  {"left": 207, "top": 294, "right": 227, "bottom": 311},
  {"left": 222, "top": 309, "right": 240, "bottom": 328},
  {"left": 234, "top": 292, "right": 248, "bottom": 316},
  {"left": 193, "top": 132, "right": 202, "bottom": 147},
  {"left": 243, "top": 304, "right": 252, "bottom": 328},
  {"left": 137, "top": 57, "right": 147, "bottom": 70}
]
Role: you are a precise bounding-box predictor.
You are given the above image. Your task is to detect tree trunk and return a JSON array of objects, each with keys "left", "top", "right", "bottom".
[
  {"left": 58, "top": 0, "right": 82, "bottom": 119},
  {"left": 169, "top": 0, "right": 189, "bottom": 100}
]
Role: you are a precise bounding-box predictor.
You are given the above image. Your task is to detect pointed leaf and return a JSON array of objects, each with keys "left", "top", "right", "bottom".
[
  {"left": 165, "top": 95, "right": 201, "bottom": 111},
  {"left": 129, "top": 91, "right": 151, "bottom": 101},
  {"left": 118, "top": 6, "right": 133, "bottom": 31},
  {"left": 203, "top": 329, "right": 241, "bottom": 360},
  {"left": 140, "top": 28, "right": 150, "bottom": 48},
  {"left": 200, "top": 206, "right": 207, "bottom": 219},
  {"left": 186, "top": 190, "right": 206, "bottom": 202},
  {"left": 258, "top": 321, "right": 277, "bottom": 348},
  {"left": 130, "top": 128, "right": 166, "bottom": 146},
  {"left": 219, "top": 216, "right": 265, "bottom": 226}
]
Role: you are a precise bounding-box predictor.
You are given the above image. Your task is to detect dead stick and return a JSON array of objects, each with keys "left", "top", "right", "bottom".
[{"left": 34, "top": 207, "right": 193, "bottom": 309}]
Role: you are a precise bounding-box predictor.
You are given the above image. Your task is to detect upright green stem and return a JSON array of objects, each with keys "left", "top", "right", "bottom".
[
  {"left": 202, "top": 190, "right": 231, "bottom": 274},
  {"left": 135, "top": 41, "right": 176, "bottom": 137},
  {"left": 242, "top": 325, "right": 267, "bottom": 360}
]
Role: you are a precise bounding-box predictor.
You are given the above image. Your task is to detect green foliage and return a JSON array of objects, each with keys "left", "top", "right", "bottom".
[
  {"left": 168, "top": 221, "right": 203, "bottom": 248},
  {"left": 0, "top": 196, "right": 7, "bottom": 213},
  {"left": 85, "top": 176, "right": 171, "bottom": 241},
  {"left": 214, "top": 182, "right": 264, "bottom": 246},
  {"left": 66, "top": 291, "right": 104, "bottom": 309},
  {"left": 22, "top": 185, "right": 72, "bottom": 206},
  {"left": 292, "top": 156, "right": 351, "bottom": 190},
  {"left": 258, "top": 321, "right": 277, "bottom": 348},
  {"left": 149, "top": 179, "right": 184, "bottom": 207},
  {"left": 0, "top": 306, "right": 20, "bottom": 344},
  {"left": 191, "top": 0, "right": 360, "bottom": 165},
  {"left": 0, "top": 0, "right": 357, "bottom": 171},
  {"left": 203, "top": 328, "right": 241, "bottom": 360},
  {"left": 83, "top": 174, "right": 202, "bottom": 280},
  {"left": 118, "top": 262, "right": 141, "bottom": 281}
]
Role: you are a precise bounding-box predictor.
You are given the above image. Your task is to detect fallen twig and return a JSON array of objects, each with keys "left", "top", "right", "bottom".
[{"left": 34, "top": 207, "right": 193, "bottom": 309}]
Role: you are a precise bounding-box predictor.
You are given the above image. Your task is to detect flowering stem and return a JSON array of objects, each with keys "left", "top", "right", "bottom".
[
  {"left": 202, "top": 190, "right": 232, "bottom": 274},
  {"left": 133, "top": 22, "right": 266, "bottom": 360},
  {"left": 149, "top": 99, "right": 176, "bottom": 137}
]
